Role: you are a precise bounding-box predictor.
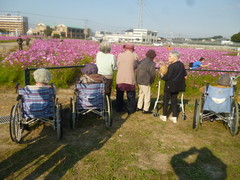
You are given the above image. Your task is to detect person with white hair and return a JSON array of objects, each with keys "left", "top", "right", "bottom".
[
  {"left": 33, "top": 68, "right": 52, "bottom": 86},
  {"left": 96, "top": 41, "right": 116, "bottom": 96},
  {"left": 27, "top": 68, "right": 56, "bottom": 94},
  {"left": 159, "top": 51, "right": 187, "bottom": 123}
]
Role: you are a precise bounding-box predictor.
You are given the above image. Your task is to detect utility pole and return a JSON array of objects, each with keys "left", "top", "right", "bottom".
[{"left": 138, "top": 0, "right": 143, "bottom": 29}]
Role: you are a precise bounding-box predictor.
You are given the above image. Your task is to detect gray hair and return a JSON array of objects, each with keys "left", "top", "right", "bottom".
[
  {"left": 99, "top": 41, "right": 111, "bottom": 53},
  {"left": 170, "top": 50, "right": 180, "bottom": 59},
  {"left": 33, "top": 68, "right": 52, "bottom": 84}
]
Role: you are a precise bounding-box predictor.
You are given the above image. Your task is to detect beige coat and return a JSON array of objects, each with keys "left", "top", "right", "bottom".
[{"left": 116, "top": 50, "right": 138, "bottom": 85}]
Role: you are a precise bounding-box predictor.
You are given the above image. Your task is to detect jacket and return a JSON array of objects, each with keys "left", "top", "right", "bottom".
[
  {"left": 162, "top": 61, "right": 187, "bottom": 92},
  {"left": 136, "top": 57, "right": 156, "bottom": 86}
]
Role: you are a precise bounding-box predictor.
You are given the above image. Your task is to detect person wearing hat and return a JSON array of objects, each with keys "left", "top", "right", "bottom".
[
  {"left": 159, "top": 50, "right": 187, "bottom": 123},
  {"left": 26, "top": 68, "right": 56, "bottom": 94},
  {"left": 96, "top": 41, "right": 116, "bottom": 96},
  {"left": 199, "top": 74, "right": 231, "bottom": 94},
  {"left": 79, "top": 63, "right": 104, "bottom": 84},
  {"left": 136, "top": 49, "right": 157, "bottom": 114},
  {"left": 116, "top": 43, "right": 139, "bottom": 114}
]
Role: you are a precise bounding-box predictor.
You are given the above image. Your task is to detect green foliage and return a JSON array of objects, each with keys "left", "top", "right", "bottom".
[
  {"left": 0, "top": 66, "right": 24, "bottom": 86},
  {"left": 44, "top": 29, "right": 53, "bottom": 36},
  {"left": 231, "top": 32, "right": 240, "bottom": 42},
  {"left": 0, "top": 28, "right": 8, "bottom": 32},
  {"left": 53, "top": 34, "right": 60, "bottom": 38}
]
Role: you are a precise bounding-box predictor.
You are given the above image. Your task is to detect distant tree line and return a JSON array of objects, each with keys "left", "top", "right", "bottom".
[{"left": 231, "top": 32, "right": 240, "bottom": 42}]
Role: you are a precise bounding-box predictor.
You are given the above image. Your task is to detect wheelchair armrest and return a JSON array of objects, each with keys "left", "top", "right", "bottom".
[{"left": 16, "top": 94, "right": 23, "bottom": 101}]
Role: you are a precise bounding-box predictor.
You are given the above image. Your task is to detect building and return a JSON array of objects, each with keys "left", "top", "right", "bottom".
[
  {"left": 33, "top": 23, "right": 90, "bottom": 39},
  {"left": 34, "top": 23, "right": 55, "bottom": 36},
  {"left": 95, "top": 29, "right": 158, "bottom": 44},
  {"left": 52, "top": 24, "right": 85, "bottom": 39},
  {"left": 0, "top": 14, "right": 28, "bottom": 35}
]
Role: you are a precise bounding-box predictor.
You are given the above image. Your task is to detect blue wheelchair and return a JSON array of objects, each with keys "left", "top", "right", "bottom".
[
  {"left": 10, "top": 84, "right": 62, "bottom": 143},
  {"left": 70, "top": 82, "right": 112, "bottom": 129},
  {"left": 193, "top": 76, "right": 239, "bottom": 136}
]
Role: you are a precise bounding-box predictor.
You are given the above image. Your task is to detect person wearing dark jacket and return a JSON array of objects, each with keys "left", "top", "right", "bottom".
[
  {"left": 159, "top": 50, "right": 187, "bottom": 123},
  {"left": 17, "top": 36, "right": 23, "bottom": 50},
  {"left": 136, "top": 49, "right": 156, "bottom": 114}
]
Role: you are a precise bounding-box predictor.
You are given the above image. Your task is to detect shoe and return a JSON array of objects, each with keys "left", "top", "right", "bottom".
[
  {"left": 142, "top": 110, "right": 152, "bottom": 114},
  {"left": 136, "top": 108, "right": 142, "bottom": 111},
  {"left": 169, "top": 117, "right": 177, "bottom": 123},
  {"left": 160, "top": 115, "right": 167, "bottom": 122}
]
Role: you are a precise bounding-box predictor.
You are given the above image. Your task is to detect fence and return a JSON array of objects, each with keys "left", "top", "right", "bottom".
[{"left": 1, "top": 66, "right": 240, "bottom": 124}]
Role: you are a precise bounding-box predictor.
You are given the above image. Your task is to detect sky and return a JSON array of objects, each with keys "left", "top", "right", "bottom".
[{"left": 0, "top": 0, "right": 240, "bottom": 38}]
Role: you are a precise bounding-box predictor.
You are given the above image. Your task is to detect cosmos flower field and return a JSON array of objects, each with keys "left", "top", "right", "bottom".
[{"left": 0, "top": 38, "right": 239, "bottom": 92}]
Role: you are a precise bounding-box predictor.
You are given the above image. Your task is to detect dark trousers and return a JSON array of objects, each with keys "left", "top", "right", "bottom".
[
  {"left": 116, "top": 87, "right": 136, "bottom": 114},
  {"left": 18, "top": 43, "right": 23, "bottom": 50},
  {"left": 163, "top": 91, "right": 179, "bottom": 117}
]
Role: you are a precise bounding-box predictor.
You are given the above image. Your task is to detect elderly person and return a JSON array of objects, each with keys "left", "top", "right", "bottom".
[
  {"left": 116, "top": 43, "right": 139, "bottom": 114},
  {"left": 136, "top": 49, "right": 156, "bottom": 114},
  {"left": 199, "top": 74, "right": 231, "bottom": 94},
  {"left": 160, "top": 51, "right": 187, "bottom": 123},
  {"left": 26, "top": 68, "right": 56, "bottom": 94},
  {"left": 96, "top": 41, "right": 116, "bottom": 96},
  {"left": 79, "top": 63, "right": 104, "bottom": 84}
]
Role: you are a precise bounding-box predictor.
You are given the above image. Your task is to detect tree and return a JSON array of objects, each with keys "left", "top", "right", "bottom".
[
  {"left": 44, "top": 29, "right": 53, "bottom": 36},
  {"left": 231, "top": 32, "right": 240, "bottom": 42},
  {"left": 53, "top": 34, "right": 60, "bottom": 38},
  {"left": 0, "top": 28, "right": 8, "bottom": 33}
]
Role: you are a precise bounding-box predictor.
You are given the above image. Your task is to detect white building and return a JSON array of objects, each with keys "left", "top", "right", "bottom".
[
  {"left": 0, "top": 14, "right": 28, "bottom": 35},
  {"left": 95, "top": 29, "right": 158, "bottom": 44}
]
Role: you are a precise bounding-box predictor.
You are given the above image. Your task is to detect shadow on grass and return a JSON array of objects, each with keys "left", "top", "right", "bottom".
[
  {"left": 0, "top": 101, "right": 129, "bottom": 179},
  {"left": 171, "top": 147, "right": 227, "bottom": 180}
]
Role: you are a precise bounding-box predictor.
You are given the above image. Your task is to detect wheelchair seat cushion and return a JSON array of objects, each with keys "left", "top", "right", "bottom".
[
  {"left": 18, "top": 86, "right": 55, "bottom": 118},
  {"left": 75, "top": 83, "right": 104, "bottom": 110},
  {"left": 203, "top": 86, "right": 233, "bottom": 113}
]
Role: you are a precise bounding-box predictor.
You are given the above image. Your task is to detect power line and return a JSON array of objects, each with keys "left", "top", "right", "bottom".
[{"left": 0, "top": 10, "right": 131, "bottom": 31}]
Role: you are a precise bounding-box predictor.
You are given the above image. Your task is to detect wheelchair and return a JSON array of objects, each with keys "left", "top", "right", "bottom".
[
  {"left": 153, "top": 80, "right": 187, "bottom": 120},
  {"left": 193, "top": 83, "right": 239, "bottom": 136},
  {"left": 10, "top": 84, "right": 62, "bottom": 143},
  {"left": 70, "top": 82, "right": 112, "bottom": 129}
]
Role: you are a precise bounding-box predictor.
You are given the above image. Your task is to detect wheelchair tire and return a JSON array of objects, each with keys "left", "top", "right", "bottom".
[
  {"left": 104, "top": 95, "right": 112, "bottom": 128},
  {"left": 229, "top": 100, "right": 239, "bottom": 136},
  {"left": 193, "top": 99, "right": 202, "bottom": 130},
  {"left": 10, "top": 103, "right": 23, "bottom": 143},
  {"left": 70, "top": 97, "right": 76, "bottom": 130},
  {"left": 56, "top": 103, "right": 62, "bottom": 140}
]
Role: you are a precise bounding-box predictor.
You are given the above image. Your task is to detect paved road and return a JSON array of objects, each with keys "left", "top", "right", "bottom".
[{"left": 0, "top": 42, "right": 18, "bottom": 52}]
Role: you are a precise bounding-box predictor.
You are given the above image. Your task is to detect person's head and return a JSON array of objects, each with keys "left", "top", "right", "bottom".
[
  {"left": 99, "top": 41, "right": 111, "bottom": 53},
  {"left": 81, "top": 63, "right": 98, "bottom": 75},
  {"left": 216, "top": 74, "right": 231, "bottom": 87},
  {"left": 199, "top": 57, "right": 205, "bottom": 62},
  {"left": 123, "top": 43, "right": 135, "bottom": 52},
  {"left": 33, "top": 68, "right": 52, "bottom": 84},
  {"left": 168, "top": 50, "right": 180, "bottom": 63},
  {"left": 146, "top": 49, "right": 157, "bottom": 60}
]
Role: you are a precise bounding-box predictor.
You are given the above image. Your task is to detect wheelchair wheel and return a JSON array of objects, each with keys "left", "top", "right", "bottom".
[
  {"left": 10, "top": 103, "right": 23, "bottom": 143},
  {"left": 104, "top": 95, "right": 112, "bottom": 128},
  {"left": 56, "top": 103, "right": 62, "bottom": 140},
  {"left": 229, "top": 100, "right": 239, "bottom": 136},
  {"left": 70, "top": 97, "right": 76, "bottom": 130},
  {"left": 193, "top": 98, "right": 202, "bottom": 130}
]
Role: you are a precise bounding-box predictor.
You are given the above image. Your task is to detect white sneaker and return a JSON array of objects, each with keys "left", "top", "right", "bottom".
[
  {"left": 160, "top": 115, "right": 167, "bottom": 122},
  {"left": 169, "top": 117, "right": 177, "bottom": 123}
]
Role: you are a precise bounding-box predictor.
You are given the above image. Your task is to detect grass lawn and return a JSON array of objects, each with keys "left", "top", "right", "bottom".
[{"left": 0, "top": 92, "right": 240, "bottom": 179}]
